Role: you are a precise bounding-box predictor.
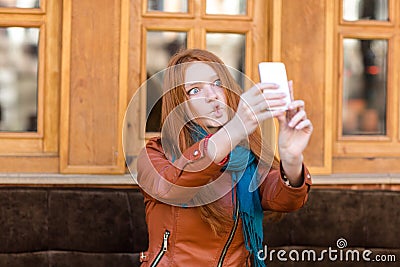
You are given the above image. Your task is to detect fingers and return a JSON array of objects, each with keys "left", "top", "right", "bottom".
[
  {"left": 262, "top": 90, "right": 288, "bottom": 100},
  {"left": 257, "top": 109, "right": 285, "bottom": 121},
  {"left": 253, "top": 98, "right": 287, "bottom": 112},
  {"left": 250, "top": 81, "right": 312, "bottom": 132},
  {"left": 240, "top": 83, "right": 298, "bottom": 124},
  {"left": 274, "top": 98, "right": 309, "bottom": 128},
  {"left": 250, "top": 83, "right": 283, "bottom": 98},
  {"left": 288, "top": 100, "right": 305, "bottom": 110},
  {"left": 287, "top": 110, "right": 306, "bottom": 128},
  {"left": 293, "top": 119, "right": 313, "bottom": 131},
  {"left": 242, "top": 100, "right": 284, "bottom": 122},
  {"left": 286, "top": 100, "right": 305, "bottom": 122},
  {"left": 255, "top": 82, "right": 279, "bottom": 92},
  {"left": 284, "top": 100, "right": 312, "bottom": 131},
  {"left": 242, "top": 83, "right": 285, "bottom": 109}
]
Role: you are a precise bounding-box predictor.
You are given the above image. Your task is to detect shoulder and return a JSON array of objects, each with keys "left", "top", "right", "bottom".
[
  {"left": 145, "top": 136, "right": 162, "bottom": 150},
  {"left": 138, "top": 136, "right": 164, "bottom": 160},
  {"left": 137, "top": 137, "right": 165, "bottom": 173}
]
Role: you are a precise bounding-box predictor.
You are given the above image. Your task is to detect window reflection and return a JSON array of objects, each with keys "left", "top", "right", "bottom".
[
  {"left": 206, "top": 0, "right": 247, "bottom": 15},
  {"left": 342, "top": 38, "right": 387, "bottom": 135},
  {"left": 0, "top": 0, "right": 40, "bottom": 8},
  {"left": 343, "top": 0, "right": 388, "bottom": 21},
  {"left": 206, "top": 33, "right": 246, "bottom": 86},
  {"left": 0, "top": 27, "right": 39, "bottom": 132},
  {"left": 147, "top": 0, "right": 188, "bottom": 13},
  {"left": 146, "top": 31, "right": 187, "bottom": 132}
]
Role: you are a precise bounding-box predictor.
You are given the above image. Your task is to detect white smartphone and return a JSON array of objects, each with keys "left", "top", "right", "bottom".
[{"left": 258, "top": 62, "right": 291, "bottom": 111}]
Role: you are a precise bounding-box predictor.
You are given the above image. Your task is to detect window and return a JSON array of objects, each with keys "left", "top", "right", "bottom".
[
  {"left": 0, "top": 0, "right": 61, "bottom": 172},
  {"left": 129, "top": 0, "right": 268, "bottom": 136},
  {"left": 0, "top": 26, "right": 39, "bottom": 132},
  {"left": 0, "top": 1, "right": 40, "bottom": 8},
  {"left": 145, "top": 30, "right": 187, "bottom": 133},
  {"left": 333, "top": 0, "right": 400, "bottom": 172},
  {"left": 125, "top": 0, "right": 272, "bottom": 170}
]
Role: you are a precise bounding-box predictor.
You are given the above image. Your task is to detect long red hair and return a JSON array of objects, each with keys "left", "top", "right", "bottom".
[{"left": 160, "top": 49, "right": 281, "bottom": 234}]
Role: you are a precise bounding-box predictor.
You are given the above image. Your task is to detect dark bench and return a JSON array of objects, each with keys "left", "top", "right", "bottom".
[
  {"left": 264, "top": 189, "right": 400, "bottom": 266},
  {"left": 0, "top": 187, "right": 147, "bottom": 267},
  {"left": 0, "top": 187, "right": 398, "bottom": 266}
]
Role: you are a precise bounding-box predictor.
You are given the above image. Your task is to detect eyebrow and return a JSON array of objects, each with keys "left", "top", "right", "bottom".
[
  {"left": 184, "top": 82, "right": 201, "bottom": 89},
  {"left": 184, "top": 75, "right": 220, "bottom": 89}
]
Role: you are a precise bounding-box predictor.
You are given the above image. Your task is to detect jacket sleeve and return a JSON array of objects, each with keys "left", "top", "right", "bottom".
[
  {"left": 258, "top": 163, "right": 312, "bottom": 212},
  {"left": 137, "top": 137, "right": 225, "bottom": 204}
]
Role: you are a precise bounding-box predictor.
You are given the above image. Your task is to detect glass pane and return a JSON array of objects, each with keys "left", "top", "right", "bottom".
[
  {"left": 0, "top": 0, "right": 40, "bottom": 8},
  {"left": 146, "top": 31, "right": 187, "bottom": 132},
  {"left": 342, "top": 38, "right": 387, "bottom": 135},
  {"left": 147, "top": 0, "right": 188, "bottom": 13},
  {"left": 206, "top": 0, "right": 247, "bottom": 15},
  {"left": 0, "top": 27, "right": 39, "bottom": 132},
  {"left": 206, "top": 33, "right": 246, "bottom": 86},
  {"left": 343, "top": 0, "right": 388, "bottom": 21}
]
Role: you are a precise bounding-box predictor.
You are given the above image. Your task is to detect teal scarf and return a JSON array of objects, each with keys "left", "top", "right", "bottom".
[{"left": 192, "top": 127, "right": 265, "bottom": 267}]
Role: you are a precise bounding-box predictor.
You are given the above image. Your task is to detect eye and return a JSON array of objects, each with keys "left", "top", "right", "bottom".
[
  {"left": 187, "top": 87, "right": 200, "bottom": 95},
  {"left": 213, "top": 79, "right": 222, "bottom": 87}
]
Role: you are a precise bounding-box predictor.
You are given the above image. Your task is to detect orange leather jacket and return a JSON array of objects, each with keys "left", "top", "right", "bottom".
[{"left": 137, "top": 137, "right": 312, "bottom": 267}]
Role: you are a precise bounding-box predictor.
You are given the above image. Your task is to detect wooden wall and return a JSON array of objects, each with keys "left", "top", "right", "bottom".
[
  {"left": 59, "top": 0, "right": 128, "bottom": 173},
  {"left": 280, "top": 0, "right": 332, "bottom": 173},
  {"left": 57, "top": 0, "right": 331, "bottom": 175}
]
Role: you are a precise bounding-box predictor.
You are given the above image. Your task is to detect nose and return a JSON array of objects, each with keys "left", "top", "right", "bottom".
[{"left": 204, "top": 83, "right": 218, "bottom": 102}]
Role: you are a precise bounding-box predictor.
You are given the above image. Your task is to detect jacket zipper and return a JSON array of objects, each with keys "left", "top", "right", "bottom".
[
  {"left": 150, "top": 230, "right": 170, "bottom": 267},
  {"left": 217, "top": 197, "right": 240, "bottom": 267}
]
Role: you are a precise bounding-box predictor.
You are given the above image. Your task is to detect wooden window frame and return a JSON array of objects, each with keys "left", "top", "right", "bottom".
[
  {"left": 143, "top": 0, "right": 194, "bottom": 18},
  {"left": 140, "top": 26, "right": 192, "bottom": 140},
  {"left": 339, "top": 0, "right": 395, "bottom": 27},
  {"left": 332, "top": 0, "right": 400, "bottom": 173},
  {"left": 125, "top": 0, "right": 271, "bottom": 171},
  {"left": 138, "top": 0, "right": 260, "bottom": 140},
  {"left": 201, "top": 0, "right": 253, "bottom": 21},
  {"left": 0, "top": 0, "right": 61, "bottom": 172},
  {"left": 0, "top": 1, "right": 46, "bottom": 14}
]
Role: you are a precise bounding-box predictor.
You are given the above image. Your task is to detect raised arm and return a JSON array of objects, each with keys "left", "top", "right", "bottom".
[
  {"left": 207, "top": 83, "right": 286, "bottom": 162},
  {"left": 137, "top": 137, "right": 224, "bottom": 204},
  {"left": 258, "top": 163, "right": 312, "bottom": 212}
]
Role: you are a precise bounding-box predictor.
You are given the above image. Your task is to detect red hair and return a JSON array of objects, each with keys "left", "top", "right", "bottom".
[{"left": 160, "top": 49, "right": 281, "bottom": 234}]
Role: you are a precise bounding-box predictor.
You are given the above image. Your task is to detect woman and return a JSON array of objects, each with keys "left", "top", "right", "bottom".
[{"left": 137, "top": 49, "right": 313, "bottom": 266}]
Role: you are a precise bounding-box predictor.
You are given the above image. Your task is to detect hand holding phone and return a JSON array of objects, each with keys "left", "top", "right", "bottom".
[{"left": 258, "top": 62, "right": 291, "bottom": 111}]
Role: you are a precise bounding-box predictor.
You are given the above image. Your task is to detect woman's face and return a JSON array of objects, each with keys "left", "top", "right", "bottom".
[{"left": 184, "top": 62, "right": 229, "bottom": 127}]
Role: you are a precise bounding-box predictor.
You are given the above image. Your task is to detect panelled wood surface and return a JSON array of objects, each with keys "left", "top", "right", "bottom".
[
  {"left": 69, "top": 0, "right": 120, "bottom": 166},
  {"left": 43, "top": 0, "right": 62, "bottom": 154},
  {"left": 60, "top": 0, "right": 126, "bottom": 173},
  {"left": 0, "top": 156, "right": 58, "bottom": 173},
  {"left": 280, "top": 0, "right": 328, "bottom": 170}
]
